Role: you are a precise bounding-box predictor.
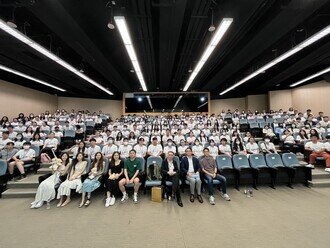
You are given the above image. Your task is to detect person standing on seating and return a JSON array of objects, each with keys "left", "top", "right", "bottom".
[
  {"left": 57, "top": 152, "right": 87, "bottom": 207},
  {"left": 181, "top": 148, "right": 203, "bottom": 203},
  {"left": 161, "top": 151, "right": 183, "bottom": 207},
  {"left": 79, "top": 152, "right": 105, "bottom": 207},
  {"left": 118, "top": 149, "right": 142, "bottom": 204},
  {"left": 305, "top": 135, "right": 330, "bottom": 170},
  {"left": 200, "top": 148, "right": 230, "bottom": 205},
  {"left": 105, "top": 151, "right": 124, "bottom": 207},
  {"left": 31, "top": 153, "right": 70, "bottom": 209},
  {"left": 8, "top": 141, "right": 35, "bottom": 181}
]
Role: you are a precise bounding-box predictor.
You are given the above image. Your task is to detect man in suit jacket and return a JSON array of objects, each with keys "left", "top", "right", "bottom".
[
  {"left": 161, "top": 151, "right": 183, "bottom": 207},
  {"left": 181, "top": 147, "right": 203, "bottom": 203}
]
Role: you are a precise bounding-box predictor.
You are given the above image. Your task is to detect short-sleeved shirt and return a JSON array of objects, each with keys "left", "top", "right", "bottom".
[
  {"left": 109, "top": 160, "right": 124, "bottom": 174},
  {"left": 15, "top": 149, "right": 36, "bottom": 160},
  {"left": 124, "top": 158, "right": 142, "bottom": 178},
  {"left": 305, "top": 141, "right": 324, "bottom": 152}
]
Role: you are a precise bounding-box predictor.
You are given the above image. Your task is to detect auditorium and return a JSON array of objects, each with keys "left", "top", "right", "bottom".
[{"left": 0, "top": 1, "right": 330, "bottom": 248}]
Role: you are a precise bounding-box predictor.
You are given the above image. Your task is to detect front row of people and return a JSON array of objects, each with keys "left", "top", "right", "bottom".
[{"left": 30, "top": 147, "right": 231, "bottom": 209}]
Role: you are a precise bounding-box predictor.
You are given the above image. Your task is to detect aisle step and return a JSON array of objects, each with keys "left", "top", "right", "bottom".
[
  {"left": 2, "top": 188, "right": 37, "bottom": 198},
  {"left": 37, "top": 168, "right": 53, "bottom": 174},
  {"left": 6, "top": 174, "right": 40, "bottom": 189},
  {"left": 308, "top": 179, "right": 330, "bottom": 188}
]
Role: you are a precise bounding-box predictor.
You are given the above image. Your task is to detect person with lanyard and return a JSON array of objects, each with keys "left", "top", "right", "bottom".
[
  {"left": 8, "top": 141, "right": 35, "bottom": 181},
  {"left": 161, "top": 151, "right": 183, "bottom": 207},
  {"left": 200, "top": 148, "right": 230, "bottom": 205},
  {"left": 118, "top": 149, "right": 142, "bottom": 204},
  {"left": 260, "top": 136, "right": 277, "bottom": 154},
  {"left": 147, "top": 137, "right": 163, "bottom": 157},
  {"left": 133, "top": 137, "right": 147, "bottom": 158},
  {"left": 181, "top": 148, "right": 203, "bottom": 203}
]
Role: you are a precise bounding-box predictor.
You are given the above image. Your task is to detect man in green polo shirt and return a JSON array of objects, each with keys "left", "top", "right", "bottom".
[{"left": 119, "top": 149, "right": 142, "bottom": 204}]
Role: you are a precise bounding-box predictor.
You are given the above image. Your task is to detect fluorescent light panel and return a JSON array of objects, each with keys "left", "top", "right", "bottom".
[
  {"left": 220, "top": 24, "right": 330, "bottom": 95},
  {"left": 0, "top": 64, "right": 66, "bottom": 91},
  {"left": 173, "top": 95, "right": 183, "bottom": 109},
  {"left": 290, "top": 66, "right": 330, "bottom": 87},
  {"left": 183, "top": 18, "right": 233, "bottom": 91},
  {"left": 114, "top": 16, "right": 147, "bottom": 91},
  {"left": 0, "top": 19, "right": 113, "bottom": 95},
  {"left": 146, "top": 95, "right": 153, "bottom": 109}
]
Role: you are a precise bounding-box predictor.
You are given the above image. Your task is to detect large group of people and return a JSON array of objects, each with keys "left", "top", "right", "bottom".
[{"left": 0, "top": 107, "right": 329, "bottom": 209}]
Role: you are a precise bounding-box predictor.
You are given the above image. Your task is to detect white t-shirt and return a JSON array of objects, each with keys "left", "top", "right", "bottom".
[
  {"left": 147, "top": 144, "right": 163, "bottom": 156},
  {"left": 0, "top": 138, "right": 12, "bottom": 149},
  {"left": 15, "top": 149, "right": 35, "bottom": 160},
  {"left": 218, "top": 144, "right": 231, "bottom": 156},
  {"left": 246, "top": 142, "right": 260, "bottom": 154},
  {"left": 305, "top": 141, "right": 324, "bottom": 152},
  {"left": 118, "top": 144, "right": 132, "bottom": 158},
  {"left": 260, "top": 142, "right": 276, "bottom": 152},
  {"left": 178, "top": 145, "right": 188, "bottom": 155},
  {"left": 192, "top": 145, "right": 204, "bottom": 157},
  {"left": 281, "top": 135, "right": 295, "bottom": 144},
  {"left": 87, "top": 145, "right": 101, "bottom": 159},
  {"left": 102, "top": 145, "right": 118, "bottom": 158},
  {"left": 163, "top": 146, "right": 177, "bottom": 156},
  {"left": 324, "top": 142, "right": 330, "bottom": 152},
  {"left": 44, "top": 138, "right": 59, "bottom": 148},
  {"left": 208, "top": 145, "right": 219, "bottom": 158},
  {"left": 133, "top": 144, "right": 147, "bottom": 158}
]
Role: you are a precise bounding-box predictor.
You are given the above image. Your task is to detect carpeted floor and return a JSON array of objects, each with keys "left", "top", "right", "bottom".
[{"left": 1, "top": 185, "right": 330, "bottom": 248}]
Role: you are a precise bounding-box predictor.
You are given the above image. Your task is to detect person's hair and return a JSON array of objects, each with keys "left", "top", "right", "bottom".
[
  {"left": 110, "top": 151, "right": 121, "bottom": 167},
  {"left": 203, "top": 147, "right": 209, "bottom": 152},
  {"left": 60, "top": 152, "right": 70, "bottom": 166},
  {"left": 6, "top": 141, "right": 14, "bottom": 146},
  {"left": 23, "top": 141, "right": 31, "bottom": 146},
  {"left": 310, "top": 134, "right": 318, "bottom": 139},
  {"left": 299, "top": 129, "right": 308, "bottom": 139},
  {"left": 32, "top": 132, "right": 40, "bottom": 141},
  {"left": 15, "top": 135, "right": 24, "bottom": 142},
  {"left": 129, "top": 149, "right": 136, "bottom": 154},
  {"left": 89, "top": 138, "right": 96, "bottom": 142},
  {"left": 2, "top": 131, "right": 9, "bottom": 135},
  {"left": 232, "top": 138, "right": 244, "bottom": 151},
  {"left": 220, "top": 138, "right": 227, "bottom": 142},
  {"left": 167, "top": 151, "right": 174, "bottom": 156},
  {"left": 264, "top": 136, "right": 271, "bottom": 140},
  {"left": 91, "top": 152, "right": 104, "bottom": 172},
  {"left": 310, "top": 129, "right": 320, "bottom": 139},
  {"left": 326, "top": 135, "right": 330, "bottom": 139},
  {"left": 185, "top": 147, "right": 192, "bottom": 152},
  {"left": 68, "top": 152, "right": 85, "bottom": 175},
  {"left": 77, "top": 141, "right": 86, "bottom": 154},
  {"left": 116, "top": 132, "right": 123, "bottom": 140}
]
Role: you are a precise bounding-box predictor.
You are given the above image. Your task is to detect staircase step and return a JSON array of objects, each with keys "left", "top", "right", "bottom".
[
  {"left": 308, "top": 179, "right": 330, "bottom": 188},
  {"left": 312, "top": 168, "right": 330, "bottom": 180},
  {"left": 7, "top": 174, "right": 40, "bottom": 189},
  {"left": 2, "top": 188, "right": 37, "bottom": 198},
  {"left": 37, "top": 168, "right": 53, "bottom": 174},
  {"left": 40, "top": 163, "right": 52, "bottom": 169}
]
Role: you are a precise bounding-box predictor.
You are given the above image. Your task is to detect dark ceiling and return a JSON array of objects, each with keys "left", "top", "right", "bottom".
[{"left": 0, "top": 0, "right": 329, "bottom": 100}]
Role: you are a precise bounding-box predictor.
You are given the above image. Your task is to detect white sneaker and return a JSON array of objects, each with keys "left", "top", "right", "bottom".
[
  {"left": 133, "top": 194, "right": 138, "bottom": 204},
  {"left": 110, "top": 197, "right": 116, "bottom": 206},
  {"left": 30, "top": 203, "right": 37, "bottom": 209},
  {"left": 220, "top": 193, "right": 231, "bottom": 201},
  {"left": 306, "top": 164, "right": 315, "bottom": 169},
  {"left": 121, "top": 194, "right": 128, "bottom": 203},
  {"left": 209, "top": 196, "right": 215, "bottom": 205},
  {"left": 325, "top": 168, "right": 330, "bottom": 173},
  {"left": 105, "top": 197, "right": 111, "bottom": 207}
]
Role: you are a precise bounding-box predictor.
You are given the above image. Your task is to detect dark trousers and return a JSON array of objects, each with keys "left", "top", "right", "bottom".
[
  {"left": 204, "top": 174, "right": 227, "bottom": 195},
  {"left": 162, "top": 173, "right": 180, "bottom": 195},
  {"left": 105, "top": 178, "right": 121, "bottom": 197}
]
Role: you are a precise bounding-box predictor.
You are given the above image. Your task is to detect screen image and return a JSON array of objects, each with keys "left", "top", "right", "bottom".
[{"left": 124, "top": 93, "right": 209, "bottom": 113}]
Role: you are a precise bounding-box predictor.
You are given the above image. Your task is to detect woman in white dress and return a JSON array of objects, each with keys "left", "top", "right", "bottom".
[
  {"left": 57, "top": 153, "right": 87, "bottom": 207},
  {"left": 30, "top": 153, "right": 71, "bottom": 209}
]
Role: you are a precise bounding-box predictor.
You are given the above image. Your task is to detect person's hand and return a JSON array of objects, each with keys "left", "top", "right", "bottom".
[
  {"left": 115, "top": 174, "right": 119, "bottom": 179},
  {"left": 129, "top": 179, "right": 134, "bottom": 184},
  {"left": 212, "top": 173, "right": 216, "bottom": 178},
  {"left": 187, "top": 172, "right": 192, "bottom": 177},
  {"left": 126, "top": 178, "right": 130, "bottom": 184}
]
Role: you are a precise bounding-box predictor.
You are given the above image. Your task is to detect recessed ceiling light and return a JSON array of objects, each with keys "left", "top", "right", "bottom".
[
  {"left": 6, "top": 20, "right": 17, "bottom": 29},
  {"left": 137, "top": 97, "right": 142, "bottom": 102},
  {"left": 220, "top": 24, "right": 330, "bottom": 95},
  {"left": 130, "top": 69, "right": 134, "bottom": 73},
  {"left": 183, "top": 18, "right": 233, "bottom": 91},
  {"left": 114, "top": 16, "right": 147, "bottom": 91},
  {"left": 0, "top": 64, "right": 66, "bottom": 92},
  {"left": 0, "top": 18, "right": 113, "bottom": 95},
  {"left": 276, "top": 84, "right": 280, "bottom": 87},
  {"left": 290, "top": 66, "right": 330, "bottom": 87},
  {"left": 107, "top": 21, "right": 115, "bottom": 30}
]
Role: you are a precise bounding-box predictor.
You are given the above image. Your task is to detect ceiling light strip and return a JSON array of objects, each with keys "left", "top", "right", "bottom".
[
  {"left": 183, "top": 18, "right": 233, "bottom": 91},
  {"left": 146, "top": 95, "right": 153, "bottom": 109},
  {"left": 0, "top": 64, "right": 66, "bottom": 91},
  {"left": 173, "top": 95, "right": 183, "bottom": 109},
  {"left": 114, "top": 16, "right": 147, "bottom": 91},
  {"left": 220, "top": 24, "right": 330, "bottom": 95},
  {"left": 290, "top": 66, "right": 330, "bottom": 87},
  {"left": 0, "top": 19, "right": 113, "bottom": 95}
]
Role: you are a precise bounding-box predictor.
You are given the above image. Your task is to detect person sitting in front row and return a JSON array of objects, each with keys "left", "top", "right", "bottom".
[
  {"left": 181, "top": 148, "right": 203, "bottom": 203},
  {"left": 200, "top": 148, "right": 230, "bottom": 205},
  {"left": 8, "top": 141, "right": 35, "bottom": 181},
  {"left": 118, "top": 149, "right": 142, "bottom": 204},
  {"left": 305, "top": 135, "right": 330, "bottom": 170},
  {"left": 161, "top": 151, "right": 183, "bottom": 207}
]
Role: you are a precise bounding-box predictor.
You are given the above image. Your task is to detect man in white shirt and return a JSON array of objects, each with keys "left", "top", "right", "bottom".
[
  {"left": 0, "top": 131, "right": 13, "bottom": 151},
  {"left": 43, "top": 132, "right": 59, "bottom": 150},
  {"left": 118, "top": 138, "right": 132, "bottom": 158},
  {"left": 102, "top": 138, "right": 118, "bottom": 159},
  {"left": 87, "top": 138, "right": 101, "bottom": 160},
  {"left": 319, "top": 116, "right": 330, "bottom": 128},
  {"left": 8, "top": 142, "right": 35, "bottom": 181},
  {"left": 7, "top": 126, "right": 17, "bottom": 140},
  {"left": 163, "top": 139, "right": 177, "bottom": 157},
  {"left": 133, "top": 137, "right": 147, "bottom": 158},
  {"left": 305, "top": 135, "right": 330, "bottom": 170},
  {"left": 147, "top": 137, "right": 163, "bottom": 157}
]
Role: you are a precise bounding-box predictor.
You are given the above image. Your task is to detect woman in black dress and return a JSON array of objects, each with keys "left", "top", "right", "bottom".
[{"left": 105, "top": 151, "right": 124, "bottom": 207}]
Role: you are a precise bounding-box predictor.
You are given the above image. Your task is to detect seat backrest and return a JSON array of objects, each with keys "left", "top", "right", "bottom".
[
  {"left": 85, "top": 158, "right": 92, "bottom": 173},
  {"left": 239, "top": 119, "right": 248, "bottom": 124},
  {"left": 216, "top": 155, "right": 233, "bottom": 170},
  {"left": 136, "top": 157, "right": 146, "bottom": 172},
  {"left": 281, "top": 153, "right": 299, "bottom": 166},
  {"left": 146, "top": 156, "right": 163, "bottom": 167},
  {"left": 265, "top": 153, "right": 283, "bottom": 167},
  {"left": 232, "top": 154, "right": 250, "bottom": 169},
  {"left": 64, "top": 129, "right": 75, "bottom": 137},
  {"left": 249, "top": 154, "right": 267, "bottom": 168},
  {"left": 103, "top": 157, "right": 109, "bottom": 175},
  {"left": 250, "top": 123, "right": 259, "bottom": 128},
  {"left": 173, "top": 156, "right": 180, "bottom": 170},
  {"left": 31, "top": 145, "right": 40, "bottom": 157},
  {"left": 0, "top": 159, "right": 7, "bottom": 177}
]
